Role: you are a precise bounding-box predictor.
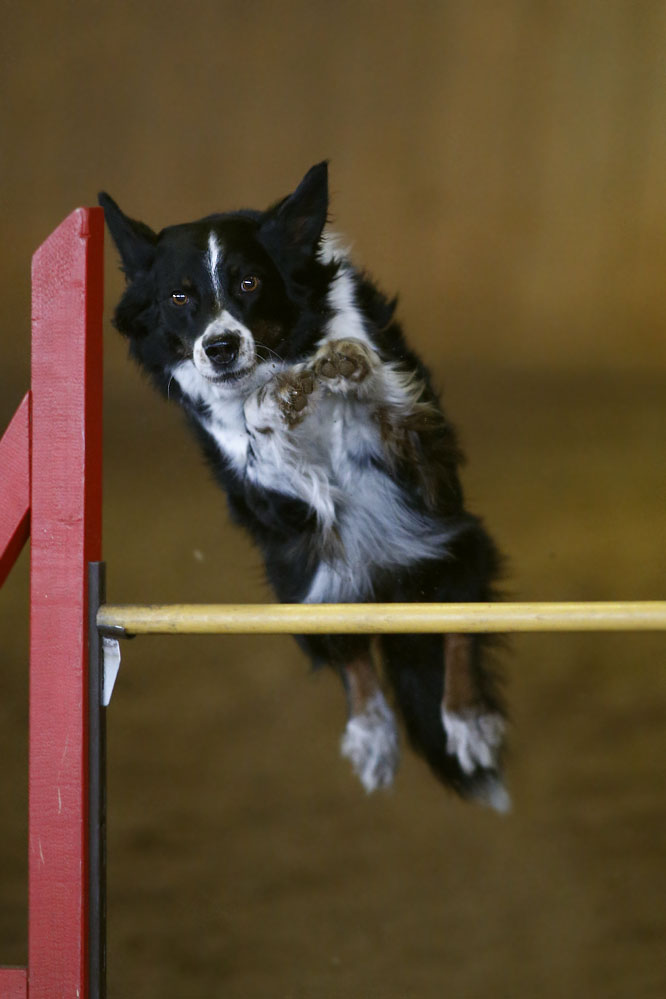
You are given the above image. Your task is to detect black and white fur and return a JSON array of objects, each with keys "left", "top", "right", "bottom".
[{"left": 99, "top": 163, "right": 509, "bottom": 810}]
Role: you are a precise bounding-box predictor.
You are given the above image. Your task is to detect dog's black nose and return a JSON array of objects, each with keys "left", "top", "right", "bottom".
[{"left": 204, "top": 333, "right": 240, "bottom": 367}]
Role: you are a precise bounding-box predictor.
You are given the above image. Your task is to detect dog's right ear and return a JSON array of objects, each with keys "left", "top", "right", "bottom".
[
  {"left": 258, "top": 162, "right": 329, "bottom": 264},
  {"left": 98, "top": 192, "right": 157, "bottom": 277}
]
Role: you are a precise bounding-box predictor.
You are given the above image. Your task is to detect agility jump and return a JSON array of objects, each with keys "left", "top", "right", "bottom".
[{"left": 0, "top": 208, "right": 664, "bottom": 999}]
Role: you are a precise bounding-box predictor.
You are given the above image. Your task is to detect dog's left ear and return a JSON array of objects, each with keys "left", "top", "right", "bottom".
[
  {"left": 98, "top": 192, "right": 158, "bottom": 278},
  {"left": 259, "top": 162, "right": 329, "bottom": 260}
]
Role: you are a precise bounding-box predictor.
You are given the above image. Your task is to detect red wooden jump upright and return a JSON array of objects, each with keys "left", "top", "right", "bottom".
[{"left": 0, "top": 208, "right": 105, "bottom": 998}]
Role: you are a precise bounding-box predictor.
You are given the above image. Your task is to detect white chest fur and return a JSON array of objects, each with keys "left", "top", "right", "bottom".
[
  {"left": 204, "top": 408, "right": 249, "bottom": 473},
  {"left": 302, "top": 406, "right": 454, "bottom": 601},
  {"left": 171, "top": 359, "right": 251, "bottom": 474}
]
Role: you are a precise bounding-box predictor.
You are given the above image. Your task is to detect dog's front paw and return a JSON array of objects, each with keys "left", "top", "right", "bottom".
[
  {"left": 272, "top": 368, "right": 317, "bottom": 426},
  {"left": 312, "top": 338, "right": 379, "bottom": 392},
  {"left": 246, "top": 367, "right": 316, "bottom": 432}
]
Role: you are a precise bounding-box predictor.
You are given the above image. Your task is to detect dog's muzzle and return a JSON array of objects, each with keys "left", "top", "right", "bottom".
[{"left": 202, "top": 330, "right": 240, "bottom": 369}]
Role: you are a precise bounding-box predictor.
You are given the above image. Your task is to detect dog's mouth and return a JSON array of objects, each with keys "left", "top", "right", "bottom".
[{"left": 199, "top": 364, "right": 255, "bottom": 385}]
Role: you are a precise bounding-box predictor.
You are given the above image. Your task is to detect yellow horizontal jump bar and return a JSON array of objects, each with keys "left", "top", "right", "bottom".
[{"left": 97, "top": 601, "right": 666, "bottom": 635}]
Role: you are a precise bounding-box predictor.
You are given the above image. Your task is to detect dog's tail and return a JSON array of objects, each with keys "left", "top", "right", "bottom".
[{"left": 379, "top": 633, "right": 510, "bottom": 812}]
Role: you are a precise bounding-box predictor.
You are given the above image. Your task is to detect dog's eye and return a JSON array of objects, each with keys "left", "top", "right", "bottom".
[
  {"left": 171, "top": 291, "right": 189, "bottom": 307},
  {"left": 240, "top": 275, "right": 261, "bottom": 293}
]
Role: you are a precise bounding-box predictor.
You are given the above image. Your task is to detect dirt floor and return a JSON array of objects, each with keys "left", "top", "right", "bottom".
[{"left": 1, "top": 359, "right": 664, "bottom": 998}]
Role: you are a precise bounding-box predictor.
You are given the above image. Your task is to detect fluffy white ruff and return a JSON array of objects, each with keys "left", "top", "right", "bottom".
[
  {"left": 442, "top": 708, "right": 505, "bottom": 775},
  {"left": 340, "top": 691, "right": 400, "bottom": 793}
]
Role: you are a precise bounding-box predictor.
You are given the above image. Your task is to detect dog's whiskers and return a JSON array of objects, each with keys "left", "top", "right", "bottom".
[{"left": 255, "top": 344, "right": 285, "bottom": 364}]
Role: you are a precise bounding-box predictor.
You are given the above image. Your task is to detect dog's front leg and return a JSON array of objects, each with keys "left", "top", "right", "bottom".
[
  {"left": 244, "top": 366, "right": 318, "bottom": 434},
  {"left": 243, "top": 367, "right": 338, "bottom": 528},
  {"left": 339, "top": 652, "right": 400, "bottom": 792}
]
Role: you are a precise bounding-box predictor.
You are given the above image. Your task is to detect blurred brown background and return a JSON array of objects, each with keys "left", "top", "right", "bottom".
[{"left": 1, "top": 2, "right": 664, "bottom": 997}]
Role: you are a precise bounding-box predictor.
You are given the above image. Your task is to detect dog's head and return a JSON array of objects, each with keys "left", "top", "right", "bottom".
[{"left": 99, "top": 163, "right": 332, "bottom": 397}]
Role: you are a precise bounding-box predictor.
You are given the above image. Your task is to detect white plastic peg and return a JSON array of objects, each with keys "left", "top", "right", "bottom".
[{"left": 102, "top": 637, "right": 121, "bottom": 706}]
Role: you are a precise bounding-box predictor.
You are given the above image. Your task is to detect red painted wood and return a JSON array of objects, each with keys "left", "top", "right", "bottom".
[
  {"left": 0, "top": 393, "right": 31, "bottom": 589},
  {"left": 28, "top": 207, "right": 104, "bottom": 999},
  {"left": 0, "top": 967, "right": 27, "bottom": 998}
]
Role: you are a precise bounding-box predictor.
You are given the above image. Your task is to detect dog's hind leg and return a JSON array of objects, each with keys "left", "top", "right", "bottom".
[
  {"left": 339, "top": 651, "right": 400, "bottom": 793},
  {"left": 380, "top": 631, "right": 510, "bottom": 810},
  {"left": 441, "top": 633, "right": 509, "bottom": 809}
]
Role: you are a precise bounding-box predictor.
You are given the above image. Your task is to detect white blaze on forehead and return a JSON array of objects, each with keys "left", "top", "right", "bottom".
[{"left": 207, "top": 232, "right": 223, "bottom": 304}]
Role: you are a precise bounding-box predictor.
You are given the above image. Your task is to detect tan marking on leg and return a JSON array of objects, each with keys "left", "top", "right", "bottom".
[
  {"left": 343, "top": 653, "right": 381, "bottom": 716},
  {"left": 443, "top": 633, "right": 480, "bottom": 714}
]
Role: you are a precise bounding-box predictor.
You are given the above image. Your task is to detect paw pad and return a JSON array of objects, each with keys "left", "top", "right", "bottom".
[
  {"left": 314, "top": 339, "right": 375, "bottom": 384},
  {"left": 276, "top": 369, "right": 315, "bottom": 424}
]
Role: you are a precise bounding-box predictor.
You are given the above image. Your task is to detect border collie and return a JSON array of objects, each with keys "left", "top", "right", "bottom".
[{"left": 99, "top": 163, "right": 509, "bottom": 810}]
